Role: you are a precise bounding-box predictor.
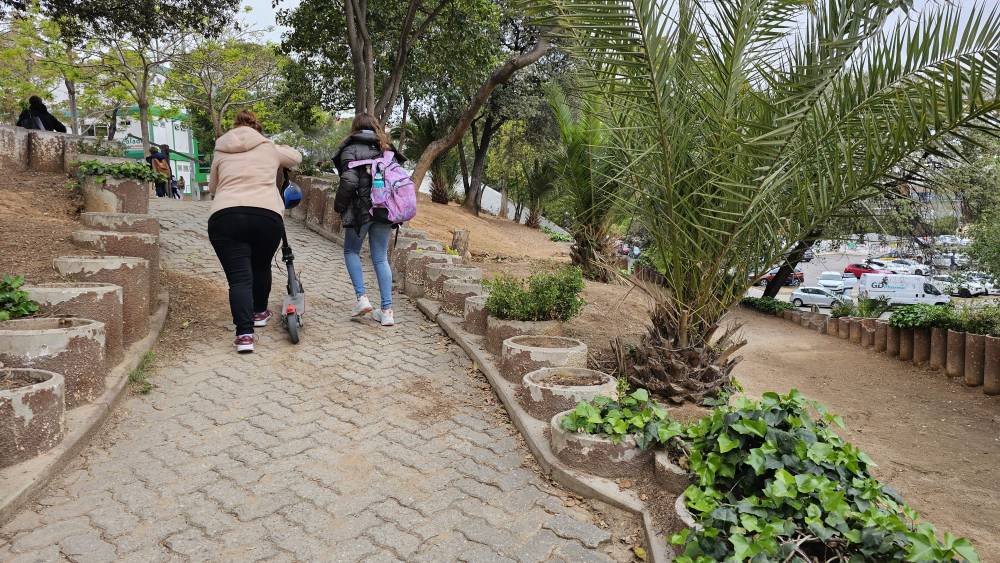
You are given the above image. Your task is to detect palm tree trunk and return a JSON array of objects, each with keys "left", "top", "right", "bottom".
[{"left": 762, "top": 234, "right": 819, "bottom": 298}]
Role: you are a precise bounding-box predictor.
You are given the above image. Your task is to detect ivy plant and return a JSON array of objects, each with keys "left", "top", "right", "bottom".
[
  {"left": 72, "top": 159, "right": 167, "bottom": 189},
  {"left": 889, "top": 304, "right": 957, "bottom": 330},
  {"left": 0, "top": 275, "right": 39, "bottom": 321},
  {"left": 561, "top": 388, "right": 683, "bottom": 449},
  {"left": 672, "top": 390, "right": 979, "bottom": 562}
]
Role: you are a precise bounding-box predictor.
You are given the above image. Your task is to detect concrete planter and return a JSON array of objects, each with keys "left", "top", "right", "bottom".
[
  {"left": 404, "top": 252, "right": 460, "bottom": 298},
  {"left": 550, "top": 410, "right": 653, "bottom": 479},
  {"left": 289, "top": 176, "right": 313, "bottom": 221},
  {"left": 424, "top": 264, "right": 482, "bottom": 300},
  {"left": 80, "top": 212, "right": 159, "bottom": 235},
  {"left": 463, "top": 295, "right": 490, "bottom": 336},
  {"left": 518, "top": 367, "right": 615, "bottom": 422},
  {"left": 912, "top": 328, "right": 931, "bottom": 367},
  {"left": 789, "top": 311, "right": 802, "bottom": 324},
  {"left": 81, "top": 176, "right": 149, "bottom": 215},
  {"left": 440, "top": 280, "right": 483, "bottom": 317},
  {"left": 782, "top": 310, "right": 792, "bottom": 321},
  {"left": 65, "top": 154, "right": 131, "bottom": 175},
  {"left": 826, "top": 318, "right": 839, "bottom": 337},
  {"left": 964, "top": 333, "right": 985, "bottom": 387},
  {"left": 305, "top": 180, "right": 330, "bottom": 229},
  {"left": 946, "top": 329, "right": 965, "bottom": 378},
  {"left": 392, "top": 240, "right": 445, "bottom": 284},
  {"left": 28, "top": 130, "right": 65, "bottom": 172},
  {"left": 849, "top": 318, "right": 862, "bottom": 345},
  {"left": 71, "top": 230, "right": 159, "bottom": 304},
  {"left": 838, "top": 317, "right": 850, "bottom": 340},
  {"left": 898, "top": 328, "right": 914, "bottom": 361},
  {"left": 0, "top": 369, "right": 65, "bottom": 469},
  {"left": 24, "top": 282, "right": 124, "bottom": 365},
  {"left": 654, "top": 451, "right": 690, "bottom": 495},
  {"left": 53, "top": 256, "right": 150, "bottom": 345},
  {"left": 0, "top": 318, "right": 105, "bottom": 408},
  {"left": 499, "top": 335, "right": 588, "bottom": 385},
  {"left": 860, "top": 319, "right": 875, "bottom": 348},
  {"left": 398, "top": 227, "right": 427, "bottom": 240},
  {"left": 874, "top": 320, "right": 888, "bottom": 352},
  {"left": 983, "top": 336, "right": 1000, "bottom": 395},
  {"left": 0, "top": 124, "right": 29, "bottom": 171},
  {"left": 930, "top": 327, "right": 947, "bottom": 371},
  {"left": 806, "top": 313, "right": 828, "bottom": 332},
  {"left": 886, "top": 325, "right": 900, "bottom": 357},
  {"left": 486, "top": 316, "right": 562, "bottom": 356},
  {"left": 319, "top": 189, "right": 342, "bottom": 238}
]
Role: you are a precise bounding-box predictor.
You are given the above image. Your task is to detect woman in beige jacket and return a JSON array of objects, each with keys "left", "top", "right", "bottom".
[{"left": 208, "top": 110, "right": 302, "bottom": 353}]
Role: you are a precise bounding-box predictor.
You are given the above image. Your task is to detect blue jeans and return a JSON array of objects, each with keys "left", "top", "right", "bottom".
[{"left": 343, "top": 222, "right": 393, "bottom": 310}]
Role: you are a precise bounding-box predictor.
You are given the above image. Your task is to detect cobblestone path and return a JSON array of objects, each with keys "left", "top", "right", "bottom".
[{"left": 0, "top": 200, "right": 629, "bottom": 563}]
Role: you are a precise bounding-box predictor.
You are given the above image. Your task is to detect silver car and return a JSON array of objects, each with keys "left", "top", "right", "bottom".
[{"left": 790, "top": 286, "right": 848, "bottom": 308}]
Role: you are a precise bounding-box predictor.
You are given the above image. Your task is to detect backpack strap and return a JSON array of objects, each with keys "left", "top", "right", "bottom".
[{"left": 347, "top": 151, "right": 394, "bottom": 170}]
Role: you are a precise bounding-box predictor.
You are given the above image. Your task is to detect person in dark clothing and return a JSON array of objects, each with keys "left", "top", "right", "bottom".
[
  {"left": 146, "top": 147, "right": 170, "bottom": 197},
  {"left": 16, "top": 96, "right": 67, "bottom": 133},
  {"left": 332, "top": 113, "right": 406, "bottom": 327}
]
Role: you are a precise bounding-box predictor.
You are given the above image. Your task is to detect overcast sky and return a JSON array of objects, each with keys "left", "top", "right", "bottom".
[{"left": 243, "top": 0, "right": 300, "bottom": 43}]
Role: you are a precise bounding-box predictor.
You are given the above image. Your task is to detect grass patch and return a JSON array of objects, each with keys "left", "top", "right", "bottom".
[{"left": 128, "top": 351, "right": 157, "bottom": 394}]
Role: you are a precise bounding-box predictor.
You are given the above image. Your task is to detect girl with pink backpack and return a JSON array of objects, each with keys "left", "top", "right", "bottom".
[{"left": 332, "top": 114, "right": 415, "bottom": 326}]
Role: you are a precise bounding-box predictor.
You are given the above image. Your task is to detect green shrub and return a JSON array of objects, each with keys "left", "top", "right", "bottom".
[
  {"left": 740, "top": 296, "right": 793, "bottom": 315},
  {"left": 560, "top": 388, "right": 683, "bottom": 449},
  {"left": 484, "top": 267, "right": 585, "bottom": 322},
  {"left": 830, "top": 301, "right": 856, "bottom": 318},
  {"left": 73, "top": 159, "right": 167, "bottom": 188},
  {"left": 889, "top": 304, "right": 956, "bottom": 329},
  {"left": 672, "top": 390, "right": 979, "bottom": 562},
  {"left": 0, "top": 275, "right": 39, "bottom": 321},
  {"left": 953, "top": 305, "right": 1000, "bottom": 336},
  {"left": 542, "top": 225, "right": 574, "bottom": 243},
  {"left": 855, "top": 296, "right": 891, "bottom": 318}
]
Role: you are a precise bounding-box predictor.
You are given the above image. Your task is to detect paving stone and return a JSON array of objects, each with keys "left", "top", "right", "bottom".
[{"left": 0, "top": 200, "right": 628, "bottom": 562}]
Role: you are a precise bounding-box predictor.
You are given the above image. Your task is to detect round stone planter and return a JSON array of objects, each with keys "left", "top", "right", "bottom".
[
  {"left": 24, "top": 282, "right": 124, "bottom": 365},
  {"left": 0, "top": 318, "right": 105, "bottom": 408},
  {"left": 81, "top": 176, "right": 149, "bottom": 215},
  {"left": 463, "top": 295, "right": 490, "bottom": 336},
  {"left": 946, "top": 329, "right": 966, "bottom": 378},
  {"left": 825, "top": 318, "right": 839, "bottom": 337},
  {"left": 964, "top": 333, "right": 985, "bottom": 387},
  {"left": 398, "top": 227, "right": 427, "bottom": 240},
  {"left": 807, "top": 313, "right": 828, "bottom": 332},
  {"left": 874, "top": 320, "right": 888, "bottom": 352},
  {"left": 440, "top": 279, "right": 483, "bottom": 317},
  {"left": 0, "top": 369, "right": 65, "bottom": 469},
  {"left": 424, "top": 265, "right": 482, "bottom": 301},
  {"left": 28, "top": 130, "right": 65, "bottom": 172},
  {"left": 53, "top": 256, "right": 150, "bottom": 345},
  {"left": 499, "top": 336, "right": 588, "bottom": 384},
  {"left": 486, "top": 316, "right": 562, "bottom": 356},
  {"left": 886, "top": 325, "right": 900, "bottom": 357},
  {"left": 518, "top": 367, "right": 613, "bottom": 421},
  {"left": 930, "top": 327, "right": 947, "bottom": 371},
  {"left": 781, "top": 310, "right": 792, "bottom": 321},
  {"left": 71, "top": 230, "right": 159, "bottom": 304},
  {"left": 860, "top": 319, "right": 875, "bottom": 348},
  {"left": 403, "top": 252, "right": 460, "bottom": 298},
  {"left": 912, "top": 327, "right": 931, "bottom": 367},
  {"left": 983, "top": 336, "right": 1000, "bottom": 395},
  {"left": 838, "top": 318, "right": 850, "bottom": 340},
  {"left": 654, "top": 451, "right": 690, "bottom": 495},
  {"left": 80, "top": 212, "right": 160, "bottom": 235},
  {"left": 898, "top": 328, "right": 914, "bottom": 361},
  {"left": 549, "top": 410, "right": 653, "bottom": 479},
  {"left": 789, "top": 311, "right": 802, "bottom": 324},
  {"left": 393, "top": 240, "right": 446, "bottom": 285},
  {"left": 849, "top": 318, "right": 863, "bottom": 345}
]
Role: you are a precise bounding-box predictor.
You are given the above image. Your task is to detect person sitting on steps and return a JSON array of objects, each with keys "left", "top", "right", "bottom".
[{"left": 332, "top": 113, "right": 404, "bottom": 327}]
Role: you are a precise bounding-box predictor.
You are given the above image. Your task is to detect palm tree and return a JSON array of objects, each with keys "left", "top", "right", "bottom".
[
  {"left": 523, "top": 157, "right": 558, "bottom": 228},
  {"left": 547, "top": 84, "right": 625, "bottom": 281},
  {"left": 527, "top": 0, "right": 1000, "bottom": 402},
  {"left": 397, "top": 111, "right": 456, "bottom": 204}
]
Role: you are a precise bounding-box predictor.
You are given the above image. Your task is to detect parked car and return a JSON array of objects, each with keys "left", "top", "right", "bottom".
[
  {"left": 756, "top": 266, "right": 805, "bottom": 286},
  {"left": 801, "top": 248, "right": 815, "bottom": 262},
  {"left": 859, "top": 274, "right": 950, "bottom": 306},
  {"left": 968, "top": 272, "right": 1000, "bottom": 295},
  {"left": 791, "top": 287, "right": 848, "bottom": 308},
  {"left": 844, "top": 263, "right": 890, "bottom": 279},
  {"left": 816, "top": 271, "right": 856, "bottom": 293},
  {"left": 931, "top": 252, "right": 970, "bottom": 269},
  {"left": 883, "top": 258, "right": 931, "bottom": 276},
  {"left": 929, "top": 274, "right": 987, "bottom": 298},
  {"left": 936, "top": 235, "right": 961, "bottom": 246}
]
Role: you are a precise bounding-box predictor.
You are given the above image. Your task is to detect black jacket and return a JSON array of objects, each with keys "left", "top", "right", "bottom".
[
  {"left": 332, "top": 130, "right": 405, "bottom": 229},
  {"left": 17, "top": 103, "right": 66, "bottom": 133}
]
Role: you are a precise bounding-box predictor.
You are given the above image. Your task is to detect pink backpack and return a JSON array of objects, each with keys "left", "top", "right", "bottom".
[{"left": 347, "top": 151, "right": 417, "bottom": 224}]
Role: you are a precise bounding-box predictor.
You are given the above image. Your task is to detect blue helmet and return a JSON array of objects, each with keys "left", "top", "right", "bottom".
[{"left": 283, "top": 181, "right": 303, "bottom": 209}]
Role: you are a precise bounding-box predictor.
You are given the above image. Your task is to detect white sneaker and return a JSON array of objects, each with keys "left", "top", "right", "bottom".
[
  {"left": 372, "top": 309, "right": 395, "bottom": 326},
  {"left": 352, "top": 295, "right": 373, "bottom": 317}
]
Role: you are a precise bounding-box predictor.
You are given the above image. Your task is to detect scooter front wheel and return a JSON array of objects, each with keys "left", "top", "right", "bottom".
[{"left": 287, "top": 313, "right": 301, "bottom": 344}]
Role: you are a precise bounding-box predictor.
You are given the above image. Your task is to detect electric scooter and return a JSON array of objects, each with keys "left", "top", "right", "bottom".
[{"left": 279, "top": 169, "right": 304, "bottom": 344}]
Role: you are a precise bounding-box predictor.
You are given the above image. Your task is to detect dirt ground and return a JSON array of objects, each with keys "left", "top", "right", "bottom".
[
  {"left": 0, "top": 171, "right": 94, "bottom": 283},
  {"left": 731, "top": 309, "right": 1000, "bottom": 559}
]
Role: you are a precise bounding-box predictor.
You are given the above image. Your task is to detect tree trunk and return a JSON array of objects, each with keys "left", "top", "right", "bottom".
[
  {"left": 762, "top": 235, "right": 819, "bottom": 298},
  {"left": 458, "top": 136, "right": 470, "bottom": 195},
  {"left": 411, "top": 38, "right": 551, "bottom": 190},
  {"left": 138, "top": 98, "right": 151, "bottom": 154},
  {"left": 451, "top": 229, "right": 470, "bottom": 258},
  {"left": 464, "top": 114, "right": 496, "bottom": 215},
  {"left": 65, "top": 78, "right": 79, "bottom": 135},
  {"left": 211, "top": 109, "right": 223, "bottom": 139},
  {"left": 499, "top": 183, "right": 509, "bottom": 220},
  {"left": 526, "top": 198, "right": 541, "bottom": 228},
  {"left": 398, "top": 92, "right": 410, "bottom": 148},
  {"left": 429, "top": 160, "right": 450, "bottom": 204},
  {"left": 107, "top": 104, "right": 120, "bottom": 141}
]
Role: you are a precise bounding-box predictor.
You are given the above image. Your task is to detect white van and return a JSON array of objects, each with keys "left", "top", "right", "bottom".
[{"left": 858, "top": 274, "right": 950, "bottom": 306}]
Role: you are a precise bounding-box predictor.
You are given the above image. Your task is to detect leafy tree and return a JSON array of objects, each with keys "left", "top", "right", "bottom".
[
  {"left": 528, "top": 0, "right": 1000, "bottom": 402},
  {"left": 926, "top": 132, "right": 1000, "bottom": 223},
  {"left": 969, "top": 208, "right": 1000, "bottom": 280},
  {"left": 0, "top": 10, "right": 60, "bottom": 122}
]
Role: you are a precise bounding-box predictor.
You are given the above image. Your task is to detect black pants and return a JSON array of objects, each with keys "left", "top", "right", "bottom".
[{"left": 208, "top": 209, "right": 283, "bottom": 335}]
